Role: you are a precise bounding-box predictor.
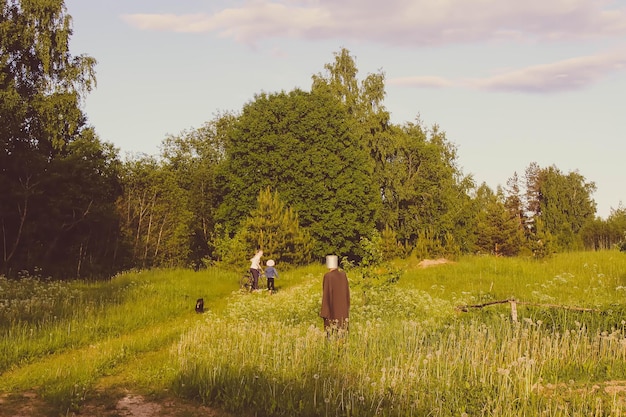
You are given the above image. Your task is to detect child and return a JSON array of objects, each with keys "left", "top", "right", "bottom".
[{"left": 265, "top": 259, "right": 278, "bottom": 294}]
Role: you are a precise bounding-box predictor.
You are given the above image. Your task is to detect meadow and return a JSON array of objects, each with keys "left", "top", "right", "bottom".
[{"left": 1, "top": 251, "right": 626, "bottom": 416}]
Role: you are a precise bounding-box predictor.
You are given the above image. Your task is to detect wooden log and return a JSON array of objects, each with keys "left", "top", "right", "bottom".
[{"left": 456, "top": 299, "right": 598, "bottom": 313}]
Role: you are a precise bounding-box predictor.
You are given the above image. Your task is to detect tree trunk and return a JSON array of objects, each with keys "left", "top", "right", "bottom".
[{"left": 3, "top": 176, "right": 32, "bottom": 266}]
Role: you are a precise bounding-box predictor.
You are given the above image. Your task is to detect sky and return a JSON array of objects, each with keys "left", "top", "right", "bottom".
[{"left": 64, "top": 0, "right": 626, "bottom": 219}]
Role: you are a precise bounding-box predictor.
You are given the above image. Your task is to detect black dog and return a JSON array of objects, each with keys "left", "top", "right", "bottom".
[{"left": 195, "top": 298, "right": 204, "bottom": 313}]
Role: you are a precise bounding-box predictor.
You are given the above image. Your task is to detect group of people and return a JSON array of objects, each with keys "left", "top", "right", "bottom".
[
  {"left": 249, "top": 251, "right": 350, "bottom": 337},
  {"left": 248, "top": 250, "right": 279, "bottom": 293}
]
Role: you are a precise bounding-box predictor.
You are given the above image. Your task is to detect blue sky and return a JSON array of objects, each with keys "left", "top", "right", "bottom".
[{"left": 64, "top": 0, "right": 626, "bottom": 219}]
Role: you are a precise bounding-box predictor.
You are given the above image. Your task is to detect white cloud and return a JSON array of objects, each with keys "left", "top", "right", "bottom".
[
  {"left": 473, "top": 48, "right": 626, "bottom": 92},
  {"left": 122, "top": 0, "right": 626, "bottom": 45},
  {"left": 121, "top": 14, "right": 206, "bottom": 32},
  {"left": 387, "top": 48, "right": 626, "bottom": 93},
  {"left": 121, "top": 1, "right": 626, "bottom": 93},
  {"left": 122, "top": 3, "right": 331, "bottom": 41}
]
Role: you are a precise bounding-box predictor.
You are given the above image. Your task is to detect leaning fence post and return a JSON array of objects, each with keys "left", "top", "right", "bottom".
[{"left": 510, "top": 300, "right": 518, "bottom": 322}]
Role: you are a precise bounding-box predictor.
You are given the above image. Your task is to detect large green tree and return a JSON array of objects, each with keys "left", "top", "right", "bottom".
[
  {"left": 159, "top": 113, "right": 233, "bottom": 268},
  {"left": 234, "top": 187, "right": 314, "bottom": 267},
  {"left": 581, "top": 206, "right": 626, "bottom": 251},
  {"left": 1, "top": 0, "right": 121, "bottom": 278},
  {"left": 117, "top": 156, "right": 192, "bottom": 269},
  {"left": 216, "top": 88, "right": 379, "bottom": 260},
  {"left": 310, "top": 49, "right": 477, "bottom": 257},
  {"left": 379, "top": 120, "right": 474, "bottom": 252},
  {"left": 311, "top": 48, "right": 390, "bottom": 227},
  {"left": 525, "top": 164, "right": 596, "bottom": 250},
  {"left": 474, "top": 183, "right": 525, "bottom": 256},
  {"left": 504, "top": 172, "right": 526, "bottom": 233}
]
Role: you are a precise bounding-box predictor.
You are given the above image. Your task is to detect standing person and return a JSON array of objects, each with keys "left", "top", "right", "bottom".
[
  {"left": 264, "top": 259, "right": 278, "bottom": 294},
  {"left": 249, "top": 250, "right": 263, "bottom": 290},
  {"left": 320, "top": 255, "right": 350, "bottom": 337}
]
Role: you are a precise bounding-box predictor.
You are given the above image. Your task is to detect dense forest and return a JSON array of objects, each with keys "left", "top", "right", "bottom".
[{"left": 2, "top": 0, "right": 625, "bottom": 280}]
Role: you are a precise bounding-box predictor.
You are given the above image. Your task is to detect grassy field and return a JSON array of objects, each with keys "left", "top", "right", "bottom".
[{"left": 1, "top": 251, "right": 626, "bottom": 416}]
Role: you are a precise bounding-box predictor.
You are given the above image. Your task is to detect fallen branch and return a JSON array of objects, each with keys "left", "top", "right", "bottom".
[
  {"left": 455, "top": 299, "right": 513, "bottom": 312},
  {"left": 456, "top": 299, "right": 598, "bottom": 322}
]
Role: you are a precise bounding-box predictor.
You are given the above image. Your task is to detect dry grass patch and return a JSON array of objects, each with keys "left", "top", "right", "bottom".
[{"left": 417, "top": 258, "right": 454, "bottom": 268}]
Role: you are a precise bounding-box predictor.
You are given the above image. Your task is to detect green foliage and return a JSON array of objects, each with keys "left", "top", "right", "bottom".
[
  {"left": 216, "top": 88, "right": 378, "bottom": 261},
  {"left": 211, "top": 223, "right": 249, "bottom": 268},
  {"left": 239, "top": 187, "right": 315, "bottom": 267},
  {"left": 525, "top": 164, "right": 596, "bottom": 251},
  {"left": 4, "top": 22, "right": 615, "bottom": 278},
  {"left": 528, "top": 217, "right": 556, "bottom": 259},
  {"left": 160, "top": 114, "right": 234, "bottom": 268},
  {"left": 377, "top": 119, "right": 474, "bottom": 254},
  {"left": 360, "top": 226, "right": 405, "bottom": 267},
  {"left": 311, "top": 48, "right": 389, "bottom": 226},
  {"left": 474, "top": 184, "right": 525, "bottom": 256},
  {"left": 412, "top": 227, "right": 460, "bottom": 260},
  {"left": 359, "top": 233, "right": 383, "bottom": 268},
  {"left": 380, "top": 225, "right": 407, "bottom": 259},
  {"left": 117, "top": 157, "right": 193, "bottom": 269},
  {"left": 211, "top": 188, "right": 317, "bottom": 270},
  {"left": 349, "top": 263, "right": 403, "bottom": 296},
  {"left": 0, "top": 0, "right": 121, "bottom": 279},
  {"left": 582, "top": 206, "right": 626, "bottom": 251},
  {"left": 41, "top": 131, "right": 123, "bottom": 277}
]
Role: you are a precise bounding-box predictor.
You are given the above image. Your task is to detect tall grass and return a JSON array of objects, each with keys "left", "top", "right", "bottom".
[
  {"left": 0, "top": 267, "right": 236, "bottom": 414},
  {"left": 174, "top": 251, "right": 626, "bottom": 416},
  {"left": 176, "top": 315, "right": 626, "bottom": 416},
  {"left": 398, "top": 251, "right": 626, "bottom": 307},
  {"left": 2, "top": 251, "right": 626, "bottom": 416}
]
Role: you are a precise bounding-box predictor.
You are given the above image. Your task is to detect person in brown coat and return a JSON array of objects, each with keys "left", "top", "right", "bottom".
[{"left": 320, "top": 255, "right": 350, "bottom": 336}]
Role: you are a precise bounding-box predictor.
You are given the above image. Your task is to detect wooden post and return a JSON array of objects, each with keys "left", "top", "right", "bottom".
[{"left": 510, "top": 300, "right": 518, "bottom": 322}]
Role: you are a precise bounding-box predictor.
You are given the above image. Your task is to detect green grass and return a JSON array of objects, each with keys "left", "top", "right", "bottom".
[
  {"left": 2, "top": 252, "right": 626, "bottom": 416},
  {"left": 0, "top": 267, "right": 237, "bottom": 414},
  {"left": 398, "top": 251, "right": 626, "bottom": 305}
]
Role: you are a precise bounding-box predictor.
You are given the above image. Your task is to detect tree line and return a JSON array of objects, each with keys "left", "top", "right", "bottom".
[{"left": 2, "top": 0, "right": 625, "bottom": 279}]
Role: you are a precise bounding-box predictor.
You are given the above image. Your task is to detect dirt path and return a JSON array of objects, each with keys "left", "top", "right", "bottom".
[
  {"left": 0, "top": 390, "right": 236, "bottom": 417},
  {"left": 80, "top": 392, "right": 226, "bottom": 417}
]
